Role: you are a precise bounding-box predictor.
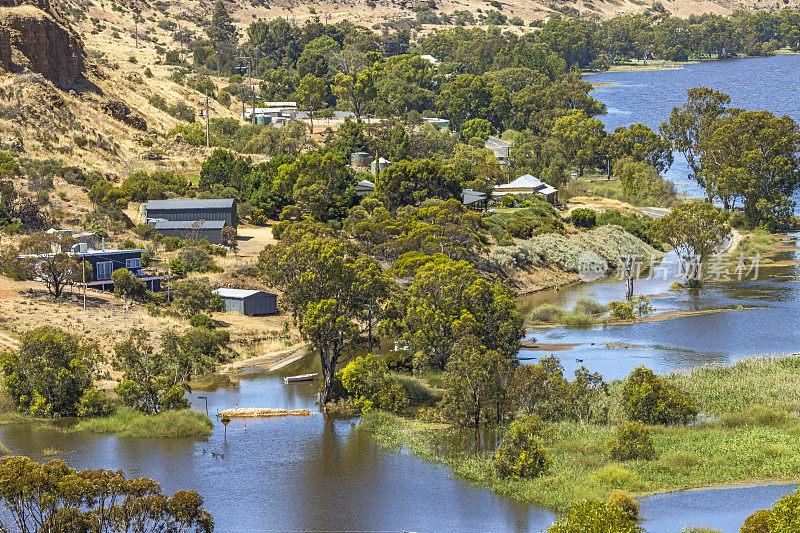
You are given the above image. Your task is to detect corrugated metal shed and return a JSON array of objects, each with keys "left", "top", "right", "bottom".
[
  {"left": 145, "top": 198, "right": 237, "bottom": 227},
  {"left": 146, "top": 199, "right": 235, "bottom": 210},
  {"left": 153, "top": 220, "right": 225, "bottom": 244},
  {"left": 213, "top": 289, "right": 278, "bottom": 316}
]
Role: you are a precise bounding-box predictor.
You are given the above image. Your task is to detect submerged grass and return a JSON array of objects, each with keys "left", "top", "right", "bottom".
[
  {"left": 72, "top": 408, "right": 213, "bottom": 438},
  {"left": 360, "top": 354, "right": 800, "bottom": 512},
  {"left": 527, "top": 298, "right": 606, "bottom": 328},
  {"left": 734, "top": 230, "right": 778, "bottom": 258}
]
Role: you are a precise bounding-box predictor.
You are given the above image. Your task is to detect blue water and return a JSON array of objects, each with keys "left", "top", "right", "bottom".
[{"left": 587, "top": 54, "right": 800, "bottom": 205}]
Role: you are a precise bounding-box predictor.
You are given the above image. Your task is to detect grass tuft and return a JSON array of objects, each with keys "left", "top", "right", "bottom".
[{"left": 73, "top": 408, "right": 213, "bottom": 438}]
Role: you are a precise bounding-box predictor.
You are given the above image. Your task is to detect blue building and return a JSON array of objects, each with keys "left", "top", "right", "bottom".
[{"left": 75, "top": 248, "right": 164, "bottom": 292}]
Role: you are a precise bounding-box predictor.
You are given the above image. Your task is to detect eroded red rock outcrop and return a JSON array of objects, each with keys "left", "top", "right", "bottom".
[{"left": 0, "top": 0, "right": 87, "bottom": 87}]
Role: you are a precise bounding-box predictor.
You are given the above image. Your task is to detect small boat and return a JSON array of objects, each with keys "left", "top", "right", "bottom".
[{"left": 283, "top": 373, "right": 318, "bottom": 383}]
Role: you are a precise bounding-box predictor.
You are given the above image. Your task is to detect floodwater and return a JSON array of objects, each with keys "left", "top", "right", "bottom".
[
  {"left": 3, "top": 56, "right": 800, "bottom": 532},
  {"left": 587, "top": 53, "right": 800, "bottom": 206},
  {"left": 518, "top": 236, "right": 800, "bottom": 381}
]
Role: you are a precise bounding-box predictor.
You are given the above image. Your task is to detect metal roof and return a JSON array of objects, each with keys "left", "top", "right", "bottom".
[
  {"left": 495, "top": 174, "right": 545, "bottom": 190},
  {"left": 485, "top": 137, "right": 511, "bottom": 149},
  {"left": 356, "top": 179, "right": 375, "bottom": 189},
  {"left": 153, "top": 220, "right": 226, "bottom": 230},
  {"left": 145, "top": 198, "right": 235, "bottom": 210},
  {"left": 213, "top": 288, "right": 274, "bottom": 299}
]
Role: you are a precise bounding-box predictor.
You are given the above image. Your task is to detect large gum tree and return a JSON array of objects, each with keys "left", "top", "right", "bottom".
[{"left": 259, "top": 237, "right": 393, "bottom": 403}]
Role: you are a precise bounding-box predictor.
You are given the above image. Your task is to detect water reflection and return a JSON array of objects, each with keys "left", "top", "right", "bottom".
[{"left": 519, "top": 237, "right": 800, "bottom": 381}]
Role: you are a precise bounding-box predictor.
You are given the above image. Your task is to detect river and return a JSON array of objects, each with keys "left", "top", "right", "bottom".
[{"left": 4, "top": 55, "right": 800, "bottom": 532}]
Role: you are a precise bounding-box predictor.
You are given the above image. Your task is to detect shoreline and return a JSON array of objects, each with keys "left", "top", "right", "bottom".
[
  {"left": 359, "top": 353, "right": 800, "bottom": 513},
  {"left": 218, "top": 344, "right": 307, "bottom": 372}
]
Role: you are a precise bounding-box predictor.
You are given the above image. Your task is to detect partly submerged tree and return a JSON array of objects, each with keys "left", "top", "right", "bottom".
[
  {"left": 259, "top": 237, "right": 393, "bottom": 402},
  {"left": 651, "top": 202, "right": 730, "bottom": 285},
  {"left": 113, "top": 328, "right": 226, "bottom": 414}
]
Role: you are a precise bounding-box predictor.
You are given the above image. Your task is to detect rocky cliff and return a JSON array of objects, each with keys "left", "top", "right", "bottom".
[{"left": 0, "top": 0, "right": 87, "bottom": 88}]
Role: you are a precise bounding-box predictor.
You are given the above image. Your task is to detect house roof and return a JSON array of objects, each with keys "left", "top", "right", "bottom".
[
  {"left": 538, "top": 185, "right": 558, "bottom": 195},
  {"left": 145, "top": 198, "right": 235, "bottom": 211},
  {"left": 213, "top": 288, "right": 274, "bottom": 299},
  {"left": 462, "top": 189, "right": 487, "bottom": 205},
  {"left": 153, "top": 220, "right": 226, "bottom": 230},
  {"left": 357, "top": 179, "right": 375, "bottom": 189},
  {"left": 485, "top": 137, "right": 511, "bottom": 150},
  {"left": 495, "top": 174, "right": 545, "bottom": 190},
  {"left": 76, "top": 249, "right": 145, "bottom": 256}
]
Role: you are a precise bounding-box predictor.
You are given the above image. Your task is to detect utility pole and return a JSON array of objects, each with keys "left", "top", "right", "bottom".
[
  {"left": 249, "top": 57, "right": 256, "bottom": 123},
  {"left": 134, "top": 12, "right": 139, "bottom": 49},
  {"left": 236, "top": 56, "right": 253, "bottom": 122},
  {"left": 205, "top": 93, "right": 210, "bottom": 148},
  {"left": 82, "top": 258, "right": 86, "bottom": 311}
]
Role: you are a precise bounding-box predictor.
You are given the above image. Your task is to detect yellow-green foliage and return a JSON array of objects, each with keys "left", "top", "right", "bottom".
[
  {"left": 73, "top": 408, "right": 213, "bottom": 438},
  {"left": 589, "top": 465, "right": 641, "bottom": 489},
  {"left": 607, "top": 491, "right": 640, "bottom": 519},
  {"left": 606, "top": 421, "right": 656, "bottom": 461},
  {"left": 340, "top": 355, "right": 409, "bottom": 413},
  {"left": 668, "top": 355, "right": 800, "bottom": 415},
  {"left": 622, "top": 367, "right": 698, "bottom": 425},
  {"left": 361, "top": 355, "right": 800, "bottom": 512},
  {"left": 547, "top": 500, "right": 641, "bottom": 533},
  {"left": 734, "top": 230, "right": 777, "bottom": 257},
  {"left": 492, "top": 416, "right": 552, "bottom": 479}
]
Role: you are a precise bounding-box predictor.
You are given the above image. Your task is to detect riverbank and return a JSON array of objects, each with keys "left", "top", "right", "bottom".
[
  {"left": 359, "top": 353, "right": 800, "bottom": 512},
  {"left": 0, "top": 407, "right": 214, "bottom": 438}
]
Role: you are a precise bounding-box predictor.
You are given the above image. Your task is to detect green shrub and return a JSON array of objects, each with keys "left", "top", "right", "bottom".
[
  {"left": 622, "top": 366, "right": 698, "bottom": 425},
  {"left": 501, "top": 195, "right": 517, "bottom": 207},
  {"left": 73, "top": 407, "right": 212, "bottom": 438},
  {"left": 177, "top": 244, "right": 218, "bottom": 273},
  {"left": 607, "top": 492, "right": 640, "bottom": 519},
  {"left": 548, "top": 500, "right": 641, "bottom": 533},
  {"left": 189, "top": 313, "right": 216, "bottom": 329},
  {"left": 741, "top": 508, "right": 774, "bottom": 533},
  {"left": 742, "top": 488, "right": 800, "bottom": 532},
  {"left": 571, "top": 208, "right": 597, "bottom": 228},
  {"left": 492, "top": 415, "right": 552, "bottom": 479},
  {"left": 573, "top": 298, "right": 606, "bottom": 316},
  {"left": 718, "top": 405, "right": 790, "bottom": 428},
  {"left": 384, "top": 349, "right": 413, "bottom": 372},
  {"left": 589, "top": 465, "right": 640, "bottom": 489},
  {"left": 609, "top": 300, "right": 635, "bottom": 320},
  {"left": 76, "top": 388, "right": 116, "bottom": 418},
  {"left": 340, "top": 354, "right": 409, "bottom": 413},
  {"left": 561, "top": 312, "right": 598, "bottom": 328},
  {"left": 606, "top": 421, "right": 656, "bottom": 461},
  {"left": 528, "top": 304, "right": 564, "bottom": 323},
  {"left": 171, "top": 278, "right": 223, "bottom": 317},
  {"left": 1, "top": 326, "right": 97, "bottom": 417},
  {"left": 112, "top": 268, "right": 146, "bottom": 299}
]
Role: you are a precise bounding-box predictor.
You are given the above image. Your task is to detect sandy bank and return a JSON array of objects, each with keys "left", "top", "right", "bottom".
[{"left": 218, "top": 408, "right": 316, "bottom": 418}]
